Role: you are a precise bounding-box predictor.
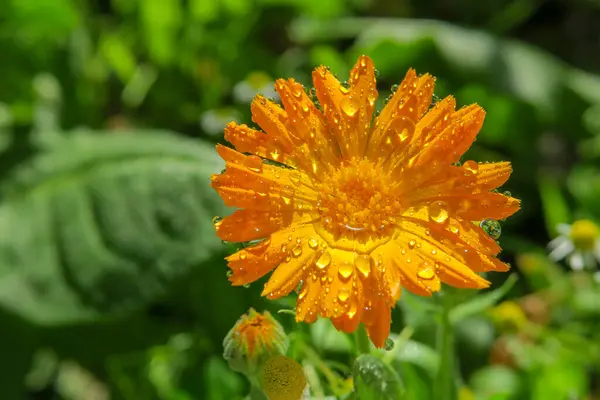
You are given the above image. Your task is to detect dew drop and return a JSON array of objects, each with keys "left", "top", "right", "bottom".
[
  {"left": 463, "top": 160, "right": 479, "bottom": 175},
  {"left": 384, "top": 338, "right": 394, "bottom": 351},
  {"left": 291, "top": 82, "right": 304, "bottom": 98},
  {"left": 243, "top": 283, "right": 250, "bottom": 289},
  {"left": 417, "top": 263, "right": 435, "bottom": 280},
  {"left": 449, "top": 223, "right": 460, "bottom": 234},
  {"left": 480, "top": 219, "right": 501, "bottom": 240},
  {"left": 316, "top": 251, "right": 331, "bottom": 269},
  {"left": 428, "top": 201, "right": 449, "bottom": 224},
  {"left": 226, "top": 270, "right": 233, "bottom": 278},
  {"left": 212, "top": 216, "right": 223, "bottom": 227},
  {"left": 354, "top": 254, "right": 372, "bottom": 278},
  {"left": 367, "top": 90, "right": 377, "bottom": 107},
  {"left": 503, "top": 190, "right": 512, "bottom": 197},
  {"left": 308, "top": 238, "right": 319, "bottom": 249},
  {"left": 340, "top": 97, "right": 359, "bottom": 117},
  {"left": 281, "top": 244, "right": 287, "bottom": 253},
  {"left": 240, "top": 253, "right": 247, "bottom": 260},
  {"left": 290, "top": 172, "right": 301, "bottom": 184},
  {"left": 292, "top": 245, "right": 302, "bottom": 257},
  {"left": 270, "top": 149, "right": 281, "bottom": 161},
  {"left": 337, "top": 288, "right": 350, "bottom": 303},
  {"left": 408, "top": 240, "right": 416, "bottom": 249},
  {"left": 245, "top": 155, "right": 263, "bottom": 173},
  {"left": 338, "top": 262, "right": 354, "bottom": 280}
]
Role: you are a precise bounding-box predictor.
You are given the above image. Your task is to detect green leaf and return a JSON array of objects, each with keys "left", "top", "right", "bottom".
[
  {"left": 391, "top": 339, "right": 439, "bottom": 378},
  {"left": 449, "top": 274, "right": 518, "bottom": 325},
  {"left": 100, "top": 33, "right": 137, "bottom": 83},
  {"left": 470, "top": 365, "right": 524, "bottom": 400},
  {"left": 0, "top": 130, "right": 226, "bottom": 326},
  {"left": 396, "top": 363, "right": 431, "bottom": 400},
  {"left": 310, "top": 318, "right": 352, "bottom": 353},
  {"left": 531, "top": 362, "right": 588, "bottom": 400},
  {"left": 203, "top": 357, "right": 245, "bottom": 400},
  {"left": 567, "top": 166, "right": 600, "bottom": 219},
  {"left": 353, "top": 354, "right": 405, "bottom": 400},
  {"left": 538, "top": 174, "right": 571, "bottom": 237}
]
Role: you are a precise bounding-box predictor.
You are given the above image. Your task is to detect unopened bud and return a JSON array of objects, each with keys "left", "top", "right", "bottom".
[{"left": 223, "top": 308, "right": 288, "bottom": 376}]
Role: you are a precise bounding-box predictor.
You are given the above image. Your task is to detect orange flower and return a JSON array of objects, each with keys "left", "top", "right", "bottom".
[{"left": 212, "top": 55, "right": 520, "bottom": 347}]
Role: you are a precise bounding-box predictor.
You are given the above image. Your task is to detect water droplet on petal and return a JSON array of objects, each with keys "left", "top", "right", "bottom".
[
  {"left": 480, "top": 219, "right": 502, "bottom": 240},
  {"left": 428, "top": 201, "right": 449, "bottom": 224},
  {"left": 337, "top": 288, "right": 350, "bottom": 302},
  {"left": 449, "top": 222, "right": 460, "bottom": 234},
  {"left": 308, "top": 238, "right": 319, "bottom": 249},
  {"left": 316, "top": 251, "right": 331, "bottom": 269},
  {"left": 340, "top": 97, "right": 359, "bottom": 117},
  {"left": 417, "top": 263, "right": 435, "bottom": 280},
  {"left": 245, "top": 155, "right": 263, "bottom": 173},
  {"left": 408, "top": 240, "right": 416, "bottom": 249},
  {"left": 338, "top": 262, "right": 354, "bottom": 280},
  {"left": 291, "top": 82, "right": 304, "bottom": 98},
  {"left": 212, "top": 216, "right": 223, "bottom": 227},
  {"left": 354, "top": 254, "right": 372, "bottom": 278},
  {"left": 463, "top": 160, "right": 479, "bottom": 175},
  {"left": 292, "top": 245, "right": 302, "bottom": 257},
  {"left": 503, "top": 190, "right": 512, "bottom": 197}
]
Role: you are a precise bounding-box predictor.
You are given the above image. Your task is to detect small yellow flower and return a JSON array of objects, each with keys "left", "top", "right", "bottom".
[
  {"left": 548, "top": 219, "right": 600, "bottom": 270},
  {"left": 223, "top": 309, "right": 288, "bottom": 375},
  {"left": 458, "top": 386, "right": 475, "bottom": 400},
  {"left": 489, "top": 301, "right": 527, "bottom": 332},
  {"left": 261, "top": 355, "right": 307, "bottom": 400},
  {"left": 212, "top": 55, "right": 519, "bottom": 347}
]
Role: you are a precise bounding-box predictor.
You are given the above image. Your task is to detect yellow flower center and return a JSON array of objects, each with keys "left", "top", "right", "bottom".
[
  {"left": 569, "top": 219, "right": 599, "bottom": 251},
  {"left": 314, "top": 158, "right": 402, "bottom": 252}
]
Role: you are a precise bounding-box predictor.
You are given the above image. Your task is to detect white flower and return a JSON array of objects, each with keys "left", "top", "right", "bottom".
[{"left": 548, "top": 219, "right": 600, "bottom": 271}]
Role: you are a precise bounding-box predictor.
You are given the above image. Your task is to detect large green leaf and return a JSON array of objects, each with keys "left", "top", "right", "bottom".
[
  {"left": 0, "top": 130, "right": 225, "bottom": 326},
  {"left": 353, "top": 355, "right": 405, "bottom": 400}
]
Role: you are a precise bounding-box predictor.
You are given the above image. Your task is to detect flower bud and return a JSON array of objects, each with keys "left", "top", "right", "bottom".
[{"left": 223, "top": 308, "right": 288, "bottom": 376}]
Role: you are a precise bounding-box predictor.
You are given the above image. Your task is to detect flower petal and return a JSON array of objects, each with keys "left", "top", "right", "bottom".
[
  {"left": 262, "top": 225, "right": 321, "bottom": 299},
  {"left": 312, "top": 56, "right": 378, "bottom": 158},
  {"left": 408, "top": 104, "right": 486, "bottom": 174},
  {"left": 367, "top": 70, "right": 436, "bottom": 162},
  {"left": 275, "top": 78, "right": 340, "bottom": 171},
  {"left": 395, "top": 218, "right": 491, "bottom": 289},
  {"left": 226, "top": 233, "right": 288, "bottom": 286},
  {"left": 407, "top": 162, "right": 514, "bottom": 201},
  {"left": 363, "top": 297, "right": 391, "bottom": 348},
  {"left": 453, "top": 193, "right": 521, "bottom": 221}
]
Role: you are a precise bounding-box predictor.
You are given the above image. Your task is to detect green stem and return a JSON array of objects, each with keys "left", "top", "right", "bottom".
[
  {"left": 248, "top": 379, "right": 267, "bottom": 400},
  {"left": 434, "top": 293, "right": 457, "bottom": 400},
  {"left": 354, "top": 324, "right": 371, "bottom": 355}
]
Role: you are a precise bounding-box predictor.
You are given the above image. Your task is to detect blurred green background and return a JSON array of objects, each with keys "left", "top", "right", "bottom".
[{"left": 1, "top": 0, "right": 600, "bottom": 399}]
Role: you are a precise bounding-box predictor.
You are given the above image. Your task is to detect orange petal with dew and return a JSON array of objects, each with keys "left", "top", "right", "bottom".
[
  {"left": 226, "top": 233, "right": 288, "bottom": 286},
  {"left": 368, "top": 69, "right": 435, "bottom": 161},
  {"left": 262, "top": 227, "right": 321, "bottom": 299},
  {"left": 275, "top": 78, "right": 340, "bottom": 169},
  {"left": 312, "top": 56, "right": 378, "bottom": 158},
  {"left": 451, "top": 193, "right": 521, "bottom": 221},
  {"left": 363, "top": 297, "right": 391, "bottom": 348}
]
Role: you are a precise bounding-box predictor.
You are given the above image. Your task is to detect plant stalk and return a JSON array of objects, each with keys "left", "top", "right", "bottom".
[{"left": 434, "top": 292, "right": 457, "bottom": 400}]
